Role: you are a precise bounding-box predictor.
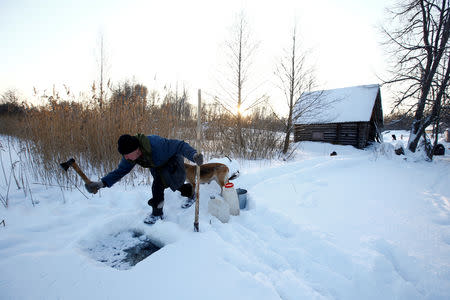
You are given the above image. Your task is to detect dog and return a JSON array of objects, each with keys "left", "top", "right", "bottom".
[{"left": 184, "top": 162, "right": 239, "bottom": 194}]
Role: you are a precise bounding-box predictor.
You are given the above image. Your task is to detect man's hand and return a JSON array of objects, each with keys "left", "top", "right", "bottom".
[
  {"left": 85, "top": 181, "right": 105, "bottom": 194},
  {"left": 193, "top": 153, "right": 203, "bottom": 166}
]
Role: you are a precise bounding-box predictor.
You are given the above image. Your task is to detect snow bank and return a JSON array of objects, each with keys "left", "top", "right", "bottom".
[{"left": 1, "top": 134, "right": 450, "bottom": 299}]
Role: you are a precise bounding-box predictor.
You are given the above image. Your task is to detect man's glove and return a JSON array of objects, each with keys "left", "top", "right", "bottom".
[
  {"left": 85, "top": 181, "right": 105, "bottom": 194},
  {"left": 193, "top": 153, "right": 203, "bottom": 166}
]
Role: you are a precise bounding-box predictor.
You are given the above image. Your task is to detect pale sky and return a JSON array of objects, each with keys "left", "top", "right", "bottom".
[{"left": 0, "top": 0, "right": 393, "bottom": 115}]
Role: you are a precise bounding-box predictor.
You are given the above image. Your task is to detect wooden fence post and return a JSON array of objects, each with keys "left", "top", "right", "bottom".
[{"left": 194, "top": 89, "right": 202, "bottom": 232}]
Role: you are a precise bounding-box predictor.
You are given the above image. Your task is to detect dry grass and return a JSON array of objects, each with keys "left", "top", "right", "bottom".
[
  {"left": 0, "top": 136, "right": 36, "bottom": 207},
  {"left": 0, "top": 87, "right": 284, "bottom": 190}
]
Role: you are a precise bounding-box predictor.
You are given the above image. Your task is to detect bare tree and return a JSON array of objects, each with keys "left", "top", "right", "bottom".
[
  {"left": 215, "top": 12, "right": 267, "bottom": 152},
  {"left": 0, "top": 89, "right": 20, "bottom": 105},
  {"left": 432, "top": 49, "right": 450, "bottom": 145},
  {"left": 0, "top": 89, "right": 23, "bottom": 117},
  {"left": 110, "top": 80, "right": 148, "bottom": 105},
  {"left": 94, "top": 32, "right": 111, "bottom": 107},
  {"left": 382, "top": 0, "right": 450, "bottom": 159},
  {"left": 275, "top": 25, "right": 317, "bottom": 154}
]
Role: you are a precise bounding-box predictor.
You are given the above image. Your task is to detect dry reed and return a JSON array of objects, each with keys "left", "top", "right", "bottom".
[{"left": 0, "top": 86, "right": 284, "bottom": 191}]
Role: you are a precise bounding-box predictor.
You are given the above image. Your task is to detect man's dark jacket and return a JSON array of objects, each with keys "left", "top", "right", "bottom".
[{"left": 101, "top": 134, "right": 197, "bottom": 191}]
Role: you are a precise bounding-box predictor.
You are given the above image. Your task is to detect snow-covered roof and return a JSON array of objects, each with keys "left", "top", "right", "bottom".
[{"left": 294, "top": 84, "right": 380, "bottom": 125}]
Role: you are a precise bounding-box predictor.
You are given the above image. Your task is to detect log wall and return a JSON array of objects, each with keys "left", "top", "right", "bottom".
[{"left": 294, "top": 122, "right": 371, "bottom": 149}]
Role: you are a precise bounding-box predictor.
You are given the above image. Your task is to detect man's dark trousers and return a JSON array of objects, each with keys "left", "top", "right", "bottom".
[{"left": 149, "top": 175, "right": 193, "bottom": 216}]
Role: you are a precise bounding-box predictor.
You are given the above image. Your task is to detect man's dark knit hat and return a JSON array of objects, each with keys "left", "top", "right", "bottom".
[{"left": 117, "top": 134, "right": 140, "bottom": 155}]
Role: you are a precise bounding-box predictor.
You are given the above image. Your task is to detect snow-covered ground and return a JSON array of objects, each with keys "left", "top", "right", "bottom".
[{"left": 1, "top": 131, "right": 449, "bottom": 299}]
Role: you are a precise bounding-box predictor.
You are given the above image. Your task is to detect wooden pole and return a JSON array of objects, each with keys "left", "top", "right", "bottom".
[{"left": 194, "top": 89, "right": 201, "bottom": 232}]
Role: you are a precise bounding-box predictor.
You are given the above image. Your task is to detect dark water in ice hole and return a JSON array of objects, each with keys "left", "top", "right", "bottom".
[{"left": 121, "top": 230, "right": 162, "bottom": 267}]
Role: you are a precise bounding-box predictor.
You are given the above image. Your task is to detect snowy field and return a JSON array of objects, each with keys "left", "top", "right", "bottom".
[{"left": 1, "top": 131, "right": 450, "bottom": 299}]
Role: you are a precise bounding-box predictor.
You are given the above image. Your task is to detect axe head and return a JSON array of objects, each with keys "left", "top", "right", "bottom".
[{"left": 60, "top": 158, "right": 75, "bottom": 171}]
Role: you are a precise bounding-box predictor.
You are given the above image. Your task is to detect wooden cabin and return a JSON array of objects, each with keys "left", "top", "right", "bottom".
[{"left": 294, "top": 84, "right": 383, "bottom": 149}]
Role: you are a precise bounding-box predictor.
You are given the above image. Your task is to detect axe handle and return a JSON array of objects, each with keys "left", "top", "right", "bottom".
[{"left": 70, "top": 161, "right": 93, "bottom": 185}]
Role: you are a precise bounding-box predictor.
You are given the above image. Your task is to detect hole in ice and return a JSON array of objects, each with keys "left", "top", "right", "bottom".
[{"left": 83, "top": 229, "right": 162, "bottom": 270}]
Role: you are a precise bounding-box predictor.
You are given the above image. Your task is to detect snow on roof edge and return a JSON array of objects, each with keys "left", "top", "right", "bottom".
[{"left": 294, "top": 84, "right": 381, "bottom": 125}]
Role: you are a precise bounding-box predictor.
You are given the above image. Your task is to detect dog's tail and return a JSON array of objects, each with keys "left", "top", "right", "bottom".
[{"left": 228, "top": 170, "right": 240, "bottom": 181}]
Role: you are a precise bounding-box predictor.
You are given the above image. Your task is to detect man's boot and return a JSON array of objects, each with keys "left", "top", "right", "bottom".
[
  {"left": 144, "top": 199, "right": 164, "bottom": 225},
  {"left": 179, "top": 184, "right": 195, "bottom": 209}
]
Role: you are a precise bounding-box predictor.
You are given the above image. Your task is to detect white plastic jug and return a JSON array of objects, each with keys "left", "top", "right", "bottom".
[
  {"left": 208, "top": 195, "right": 230, "bottom": 223},
  {"left": 223, "top": 182, "right": 240, "bottom": 216}
]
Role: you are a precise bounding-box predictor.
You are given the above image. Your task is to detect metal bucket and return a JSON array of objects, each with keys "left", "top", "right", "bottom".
[{"left": 236, "top": 188, "right": 247, "bottom": 209}]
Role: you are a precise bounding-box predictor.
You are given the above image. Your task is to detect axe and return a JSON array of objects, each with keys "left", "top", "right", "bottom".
[{"left": 60, "top": 158, "right": 96, "bottom": 194}]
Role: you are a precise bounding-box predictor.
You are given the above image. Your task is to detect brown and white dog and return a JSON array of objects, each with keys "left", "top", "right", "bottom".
[{"left": 184, "top": 162, "right": 239, "bottom": 194}]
